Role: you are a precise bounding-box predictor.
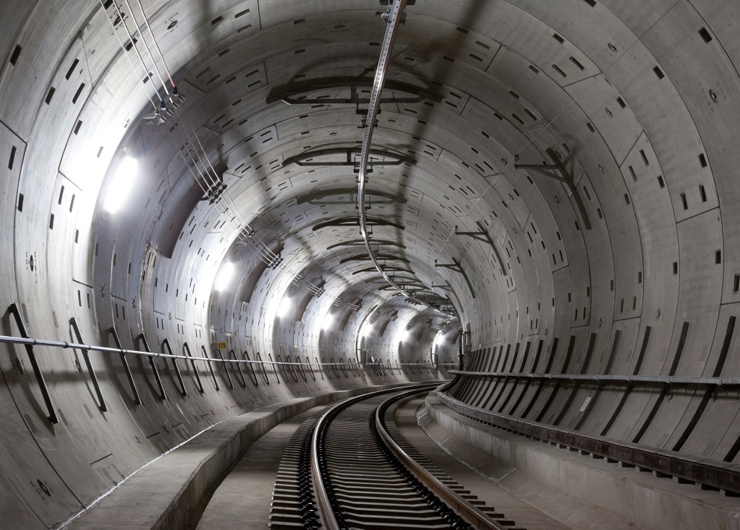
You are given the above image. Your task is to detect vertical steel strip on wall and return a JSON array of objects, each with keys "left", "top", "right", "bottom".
[
  {"left": 183, "top": 342, "right": 204, "bottom": 393},
  {"left": 7, "top": 304, "right": 59, "bottom": 424},
  {"left": 109, "top": 327, "right": 142, "bottom": 404},
  {"left": 139, "top": 334, "right": 167, "bottom": 400},
  {"left": 69, "top": 318, "right": 108, "bottom": 412},
  {"left": 161, "top": 339, "right": 187, "bottom": 396},
  {"left": 201, "top": 345, "right": 220, "bottom": 391}
]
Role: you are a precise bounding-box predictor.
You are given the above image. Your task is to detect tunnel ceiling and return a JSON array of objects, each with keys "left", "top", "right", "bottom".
[
  {"left": 7, "top": 1, "right": 740, "bottom": 526},
  {"left": 4, "top": 0, "right": 740, "bottom": 362}
]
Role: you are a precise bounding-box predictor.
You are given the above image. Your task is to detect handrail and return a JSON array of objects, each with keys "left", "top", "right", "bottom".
[
  {"left": 437, "top": 391, "right": 740, "bottom": 495},
  {"left": 450, "top": 369, "right": 740, "bottom": 387},
  {"left": 0, "top": 333, "right": 380, "bottom": 368},
  {"left": 375, "top": 389, "right": 509, "bottom": 529}
]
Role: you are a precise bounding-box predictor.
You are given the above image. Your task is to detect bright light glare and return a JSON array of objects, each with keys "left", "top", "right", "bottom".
[
  {"left": 434, "top": 332, "right": 444, "bottom": 347},
  {"left": 277, "top": 297, "right": 292, "bottom": 318},
  {"left": 214, "top": 262, "right": 235, "bottom": 292},
  {"left": 322, "top": 315, "right": 334, "bottom": 330},
  {"left": 362, "top": 325, "right": 373, "bottom": 338},
  {"left": 103, "top": 156, "right": 138, "bottom": 214}
]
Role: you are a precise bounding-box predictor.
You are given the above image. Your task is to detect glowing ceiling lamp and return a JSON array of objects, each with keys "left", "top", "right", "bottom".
[
  {"left": 322, "top": 315, "right": 334, "bottom": 330},
  {"left": 214, "top": 262, "right": 235, "bottom": 292},
  {"left": 434, "top": 331, "right": 444, "bottom": 347},
  {"left": 103, "top": 155, "right": 138, "bottom": 214},
  {"left": 277, "top": 297, "right": 292, "bottom": 318}
]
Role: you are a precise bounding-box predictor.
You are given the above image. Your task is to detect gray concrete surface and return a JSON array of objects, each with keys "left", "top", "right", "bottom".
[
  {"left": 197, "top": 404, "right": 327, "bottom": 529},
  {"left": 0, "top": 1, "right": 740, "bottom": 528},
  {"left": 420, "top": 393, "right": 740, "bottom": 530},
  {"left": 395, "top": 396, "right": 574, "bottom": 530}
]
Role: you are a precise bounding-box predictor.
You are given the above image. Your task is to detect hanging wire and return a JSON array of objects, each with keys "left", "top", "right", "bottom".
[
  {"left": 123, "top": 0, "right": 169, "bottom": 96},
  {"left": 133, "top": 0, "right": 177, "bottom": 91},
  {"left": 98, "top": 0, "right": 158, "bottom": 112},
  {"left": 99, "top": 1, "right": 359, "bottom": 310},
  {"left": 109, "top": 0, "right": 164, "bottom": 103}
]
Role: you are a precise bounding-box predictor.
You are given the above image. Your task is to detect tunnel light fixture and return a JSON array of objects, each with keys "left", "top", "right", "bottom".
[
  {"left": 322, "top": 315, "right": 334, "bottom": 331},
  {"left": 433, "top": 331, "right": 444, "bottom": 347},
  {"left": 103, "top": 156, "right": 138, "bottom": 214},
  {"left": 277, "top": 297, "right": 292, "bottom": 319},
  {"left": 362, "top": 325, "right": 373, "bottom": 338},
  {"left": 214, "top": 262, "right": 235, "bottom": 292}
]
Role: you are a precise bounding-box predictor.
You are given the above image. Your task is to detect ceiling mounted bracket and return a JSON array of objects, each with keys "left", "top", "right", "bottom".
[
  {"left": 435, "top": 257, "right": 476, "bottom": 299},
  {"left": 454, "top": 220, "right": 508, "bottom": 276},
  {"left": 515, "top": 147, "right": 592, "bottom": 230},
  {"left": 266, "top": 76, "right": 440, "bottom": 106}
]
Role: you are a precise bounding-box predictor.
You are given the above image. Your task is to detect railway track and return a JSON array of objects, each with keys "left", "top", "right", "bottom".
[{"left": 270, "top": 385, "right": 523, "bottom": 529}]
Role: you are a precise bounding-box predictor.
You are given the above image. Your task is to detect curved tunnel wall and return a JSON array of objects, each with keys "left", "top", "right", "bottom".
[{"left": 1, "top": 0, "right": 740, "bottom": 527}]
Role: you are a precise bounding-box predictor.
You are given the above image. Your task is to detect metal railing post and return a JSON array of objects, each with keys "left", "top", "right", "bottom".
[
  {"left": 109, "top": 327, "right": 142, "bottom": 405},
  {"left": 162, "top": 339, "right": 187, "bottom": 396},
  {"left": 69, "top": 318, "right": 107, "bottom": 412},
  {"left": 7, "top": 304, "right": 58, "bottom": 424},
  {"left": 139, "top": 334, "right": 167, "bottom": 400},
  {"left": 183, "top": 342, "right": 204, "bottom": 393}
]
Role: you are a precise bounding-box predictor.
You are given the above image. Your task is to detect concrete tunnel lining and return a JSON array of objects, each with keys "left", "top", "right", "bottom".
[{"left": 1, "top": 0, "right": 740, "bottom": 527}]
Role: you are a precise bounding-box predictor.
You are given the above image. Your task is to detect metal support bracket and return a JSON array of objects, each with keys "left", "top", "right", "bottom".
[
  {"left": 455, "top": 221, "right": 508, "bottom": 276},
  {"left": 183, "top": 342, "right": 204, "bottom": 393},
  {"left": 229, "top": 349, "right": 247, "bottom": 387},
  {"left": 7, "top": 304, "right": 58, "bottom": 424},
  {"left": 283, "top": 147, "right": 414, "bottom": 171},
  {"left": 339, "top": 253, "right": 410, "bottom": 265},
  {"left": 161, "top": 339, "right": 187, "bottom": 396},
  {"left": 214, "top": 345, "right": 234, "bottom": 390},
  {"left": 109, "top": 327, "right": 142, "bottom": 405},
  {"left": 139, "top": 334, "right": 167, "bottom": 400},
  {"left": 435, "top": 257, "right": 476, "bottom": 299},
  {"left": 201, "top": 345, "right": 220, "bottom": 391},
  {"left": 515, "top": 148, "right": 592, "bottom": 230},
  {"left": 69, "top": 318, "right": 107, "bottom": 412},
  {"left": 266, "top": 76, "right": 439, "bottom": 106}
]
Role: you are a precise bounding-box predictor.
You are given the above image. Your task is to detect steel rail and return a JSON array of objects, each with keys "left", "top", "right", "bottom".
[
  {"left": 310, "top": 383, "right": 441, "bottom": 529},
  {"left": 375, "top": 389, "right": 510, "bottom": 530}
]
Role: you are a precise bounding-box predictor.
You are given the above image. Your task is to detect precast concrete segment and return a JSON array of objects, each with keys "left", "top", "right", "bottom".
[{"left": 2, "top": 0, "right": 740, "bottom": 527}]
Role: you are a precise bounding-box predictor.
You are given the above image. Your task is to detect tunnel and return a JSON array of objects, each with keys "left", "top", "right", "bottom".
[{"left": 1, "top": 0, "right": 739, "bottom": 528}]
